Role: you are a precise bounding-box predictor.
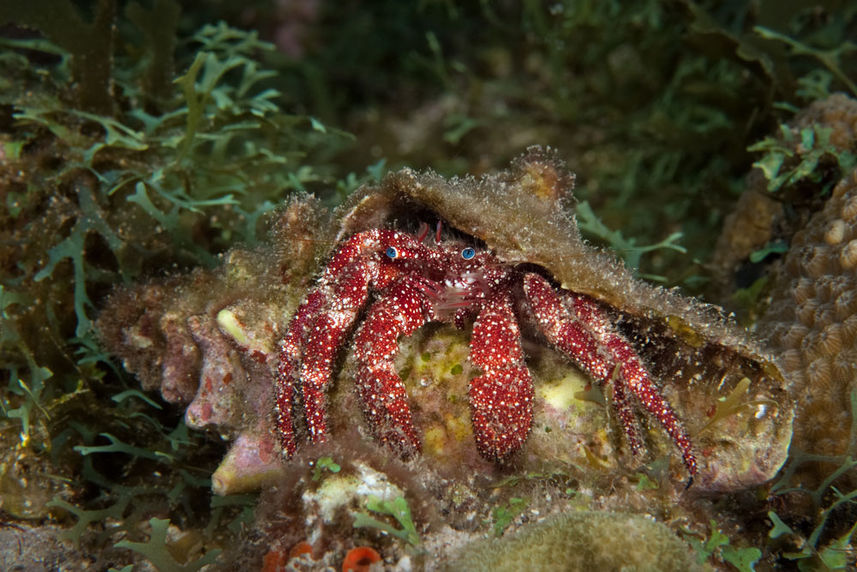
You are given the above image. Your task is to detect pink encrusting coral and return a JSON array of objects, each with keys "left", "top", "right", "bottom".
[{"left": 98, "top": 147, "right": 792, "bottom": 494}]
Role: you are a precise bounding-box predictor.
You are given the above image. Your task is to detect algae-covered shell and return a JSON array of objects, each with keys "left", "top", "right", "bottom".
[
  {"left": 344, "top": 147, "right": 765, "bottom": 353},
  {"left": 340, "top": 146, "right": 793, "bottom": 491}
]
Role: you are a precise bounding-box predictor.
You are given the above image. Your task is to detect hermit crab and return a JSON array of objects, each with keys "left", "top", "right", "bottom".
[
  {"left": 275, "top": 224, "right": 699, "bottom": 478},
  {"left": 275, "top": 146, "right": 793, "bottom": 485},
  {"left": 99, "top": 146, "right": 792, "bottom": 493}
]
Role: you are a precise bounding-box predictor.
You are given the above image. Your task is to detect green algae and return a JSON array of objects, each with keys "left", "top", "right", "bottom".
[
  {"left": 0, "top": 9, "right": 353, "bottom": 566},
  {"left": 114, "top": 517, "right": 222, "bottom": 572},
  {"left": 353, "top": 495, "right": 421, "bottom": 548}
]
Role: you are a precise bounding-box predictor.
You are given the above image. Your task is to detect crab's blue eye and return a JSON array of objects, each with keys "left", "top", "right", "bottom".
[
  {"left": 385, "top": 246, "right": 399, "bottom": 259},
  {"left": 461, "top": 247, "right": 476, "bottom": 260}
]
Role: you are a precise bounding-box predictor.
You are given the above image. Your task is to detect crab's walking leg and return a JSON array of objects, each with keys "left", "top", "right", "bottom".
[
  {"left": 524, "top": 279, "right": 643, "bottom": 454},
  {"left": 275, "top": 231, "right": 385, "bottom": 456},
  {"left": 299, "top": 266, "right": 375, "bottom": 445},
  {"left": 468, "top": 292, "right": 534, "bottom": 459},
  {"left": 352, "top": 276, "right": 435, "bottom": 455},
  {"left": 523, "top": 274, "right": 698, "bottom": 477},
  {"left": 604, "top": 364, "right": 644, "bottom": 456},
  {"left": 567, "top": 290, "right": 698, "bottom": 476},
  {"left": 276, "top": 290, "right": 325, "bottom": 457}
]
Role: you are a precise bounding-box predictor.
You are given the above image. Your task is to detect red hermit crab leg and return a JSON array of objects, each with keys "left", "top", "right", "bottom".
[
  {"left": 566, "top": 289, "right": 698, "bottom": 477},
  {"left": 604, "top": 363, "right": 645, "bottom": 456},
  {"left": 519, "top": 275, "right": 641, "bottom": 452},
  {"left": 522, "top": 273, "right": 698, "bottom": 477},
  {"left": 468, "top": 292, "right": 535, "bottom": 459},
  {"left": 298, "top": 267, "right": 373, "bottom": 443},
  {"left": 275, "top": 230, "right": 385, "bottom": 456},
  {"left": 351, "top": 275, "right": 437, "bottom": 455},
  {"left": 276, "top": 289, "right": 326, "bottom": 457}
]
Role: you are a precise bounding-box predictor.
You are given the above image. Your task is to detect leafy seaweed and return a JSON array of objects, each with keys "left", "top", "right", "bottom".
[
  {"left": 0, "top": 12, "right": 361, "bottom": 564},
  {"left": 754, "top": 26, "right": 857, "bottom": 98},
  {"left": 114, "top": 518, "right": 221, "bottom": 572},
  {"left": 42, "top": 385, "right": 241, "bottom": 566},
  {"left": 721, "top": 545, "right": 763, "bottom": 572},
  {"left": 491, "top": 497, "right": 528, "bottom": 537},
  {"left": 0, "top": 0, "right": 116, "bottom": 112},
  {"left": 768, "top": 390, "right": 857, "bottom": 570},
  {"left": 47, "top": 497, "right": 132, "bottom": 549},
  {"left": 352, "top": 495, "right": 421, "bottom": 547},
  {"left": 311, "top": 456, "right": 341, "bottom": 482},
  {"left": 749, "top": 240, "right": 789, "bottom": 263},
  {"left": 575, "top": 200, "right": 687, "bottom": 280},
  {"left": 2, "top": 360, "right": 53, "bottom": 448},
  {"left": 768, "top": 508, "right": 857, "bottom": 570},
  {"left": 684, "top": 519, "right": 762, "bottom": 571},
  {"left": 772, "top": 390, "right": 857, "bottom": 505},
  {"left": 695, "top": 377, "right": 778, "bottom": 437},
  {"left": 749, "top": 124, "right": 857, "bottom": 193},
  {"left": 31, "top": 184, "right": 124, "bottom": 337}
]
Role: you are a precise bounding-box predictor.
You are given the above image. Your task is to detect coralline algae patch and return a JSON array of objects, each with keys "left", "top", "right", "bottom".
[{"left": 392, "top": 327, "right": 477, "bottom": 463}]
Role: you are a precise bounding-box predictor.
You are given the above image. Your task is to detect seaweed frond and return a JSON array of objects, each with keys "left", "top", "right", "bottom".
[{"left": 352, "top": 495, "right": 421, "bottom": 548}]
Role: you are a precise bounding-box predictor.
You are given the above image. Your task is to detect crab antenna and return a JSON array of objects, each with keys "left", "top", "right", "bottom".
[
  {"left": 435, "top": 220, "right": 443, "bottom": 244},
  {"left": 416, "top": 222, "right": 430, "bottom": 243}
]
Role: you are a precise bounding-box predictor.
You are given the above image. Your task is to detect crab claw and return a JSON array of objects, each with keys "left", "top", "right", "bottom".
[
  {"left": 468, "top": 293, "right": 534, "bottom": 459},
  {"left": 354, "top": 363, "right": 422, "bottom": 456},
  {"left": 469, "top": 365, "right": 534, "bottom": 459}
]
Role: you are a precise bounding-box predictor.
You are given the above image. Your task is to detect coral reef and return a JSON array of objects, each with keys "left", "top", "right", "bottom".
[
  {"left": 714, "top": 94, "right": 857, "bottom": 473},
  {"left": 5, "top": 3, "right": 857, "bottom": 569},
  {"left": 760, "top": 166, "right": 857, "bottom": 460},
  {"left": 98, "top": 148, "right": 792, "bottom": 496}
]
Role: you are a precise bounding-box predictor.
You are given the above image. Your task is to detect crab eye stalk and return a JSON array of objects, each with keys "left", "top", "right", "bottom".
[
  {"left": 385, "top": 246, "right": 399, "bottom": 259},
  {"left": 461, "top": 247, "right": 476, "bottom": 260}
]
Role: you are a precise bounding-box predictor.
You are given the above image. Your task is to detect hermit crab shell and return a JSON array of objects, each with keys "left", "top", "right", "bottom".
[
  {"left": 344, "top": 147, "right": 760, "bottom": 350},
  {"left": 339, "top": 146, "right": 793, "bottom": 491}
]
